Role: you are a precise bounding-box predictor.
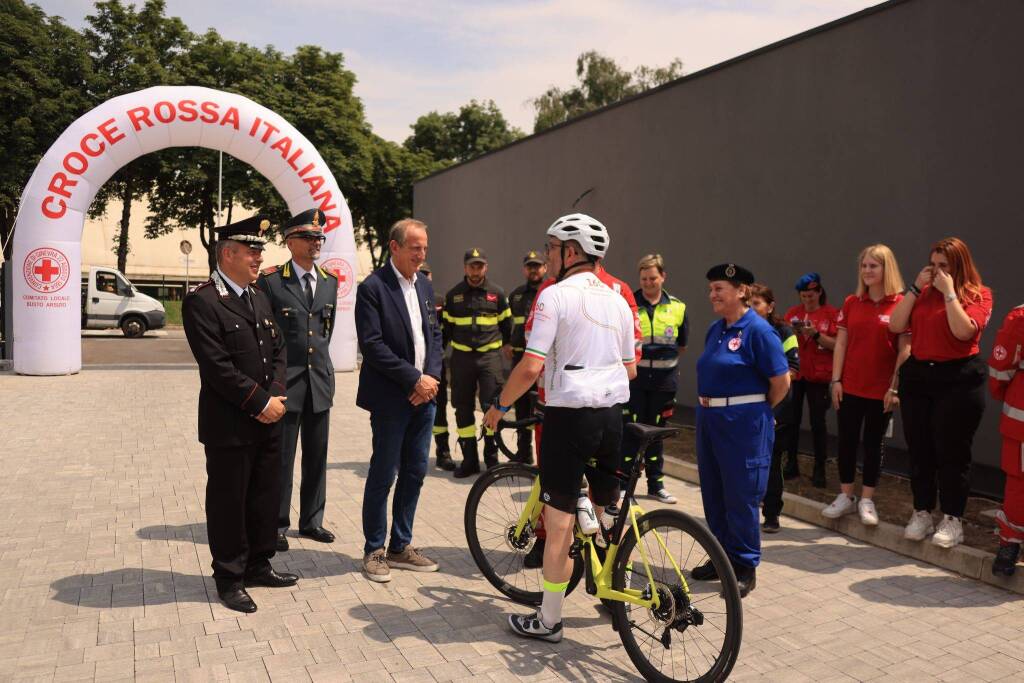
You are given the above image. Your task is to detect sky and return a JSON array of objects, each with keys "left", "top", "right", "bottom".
[{"left": 34, "top": 0, "right": 880, "bottom": 143}]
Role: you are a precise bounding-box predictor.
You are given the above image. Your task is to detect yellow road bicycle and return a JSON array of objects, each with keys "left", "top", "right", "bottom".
[{"left": 464, "top": 418, "right": 742, "bottom": 682}]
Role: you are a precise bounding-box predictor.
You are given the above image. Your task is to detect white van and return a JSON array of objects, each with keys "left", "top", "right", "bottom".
[{"left": 81, "top": 266, "right": 166, "bottom": 338}]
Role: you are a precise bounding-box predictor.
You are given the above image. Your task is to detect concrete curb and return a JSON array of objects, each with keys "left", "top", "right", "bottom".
[{"left": 662, "top": 455, "right": 1024, "bottom": 596}]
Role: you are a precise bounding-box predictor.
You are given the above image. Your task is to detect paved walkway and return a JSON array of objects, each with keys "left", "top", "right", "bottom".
[{"left": 1, "top": 369, "right": 1022, "bottom": 682}]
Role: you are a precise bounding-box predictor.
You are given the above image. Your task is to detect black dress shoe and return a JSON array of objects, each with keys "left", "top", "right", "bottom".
[
  {"left": 276, "top": 533, "right": 289, "bottom": 552},
  {"left": 690, "top": 559, "right": 719, "bottom": 581},
  {"left": 736, "top": 566, "right": 757, "bottom": 598},
  {"left": 299, "top": 527, "right": 335, "bottom": 543},
  {"left": 244, "top": 568, "right": 299, "bottom": 588},
  {"left": 218, "top": 586, "right": 257, "bottom": 613}
]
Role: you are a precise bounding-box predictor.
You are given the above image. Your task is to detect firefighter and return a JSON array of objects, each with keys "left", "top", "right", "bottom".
[
  {"left": 621, "top": 254, "right": 688, "bottom": 504},
  {"left": 443, "top": 248, "right": 513, "bottom": 478},
  {"left": 419, "top": 262, "right": 456, "bottom": 471},
  {"left": 506, "top": 250, "right": 547, "bottom": 463},
  {"left": 988, "top": 304, "right": 1024, "bottom": 576}
]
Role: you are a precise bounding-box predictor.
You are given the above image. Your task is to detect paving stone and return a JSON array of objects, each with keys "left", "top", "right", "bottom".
[{"left": 1, "top": 369, "right": 1023, "bottom": 682}]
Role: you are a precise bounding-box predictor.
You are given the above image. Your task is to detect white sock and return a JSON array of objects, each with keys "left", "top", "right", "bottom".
[{"left": 540, "top": 579, "right": 567, "bottom": 628}]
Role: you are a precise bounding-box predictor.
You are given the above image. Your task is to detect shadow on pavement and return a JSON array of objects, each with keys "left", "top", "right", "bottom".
[
  {"left": 354, "top": 584, "right": 641, "bottom": 682},
  {"left": 847, "top": 575, "right": 1024, "bottom": 608}
]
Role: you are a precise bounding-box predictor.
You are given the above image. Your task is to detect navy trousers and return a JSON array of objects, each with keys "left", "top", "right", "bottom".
[
  {"left": 696, "top": 403, "right": 772, "bottom": 569},
  {"left": 362, "top": 402, "right": 436, "bottom": 555}
]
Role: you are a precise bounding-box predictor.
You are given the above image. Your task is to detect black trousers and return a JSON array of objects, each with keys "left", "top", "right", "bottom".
[
  {"left": 433, "top": 357, "right": 449, "bottom": 436},
  {"left": 450, "top": 349, "right": 504, "bottom": 437},
  {"left": 899, "top": 355, "right": 986, "bottom": 517},
  {"left": 279, "top": 391, "right": 329, "bottom": 532},
  {"left": 763, "top": 422, "right": 794, "bottom": 519},
  {"left": 621, "top": 388, "right": 675, "bottom": 493},
  {"left": 789, "top": 379, "right": 830, "bottom": 465},
  {"left": 837, "top": 393, "right": 890, "bottom": 488},
  {"left": 205, "top": 435, "right": 280, "bottom": 588}
]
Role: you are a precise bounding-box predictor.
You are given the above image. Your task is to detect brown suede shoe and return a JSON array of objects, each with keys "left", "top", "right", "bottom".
[
  {"left": 386, "top": 546, "right": 439, "bottom": 573},
  {"left": 363, "top": 548, "right": 391, "bottom": 583}
]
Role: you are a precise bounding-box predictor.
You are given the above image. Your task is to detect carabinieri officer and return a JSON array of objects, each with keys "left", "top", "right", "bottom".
[{"left": 691, "top": 263, "right": 790, "bottom": 597}]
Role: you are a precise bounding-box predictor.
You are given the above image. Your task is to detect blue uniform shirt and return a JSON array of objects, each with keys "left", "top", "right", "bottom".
[{"left": 697, "top": 308, "right": 788, "bottom": 397}]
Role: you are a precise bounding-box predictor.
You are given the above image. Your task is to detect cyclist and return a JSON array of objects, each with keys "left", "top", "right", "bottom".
[{"left": 484, "top": 213, "right": 637, "bottom": 643}]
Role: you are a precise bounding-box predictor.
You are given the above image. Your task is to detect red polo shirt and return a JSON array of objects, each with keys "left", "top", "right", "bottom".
[
  {"left": 837, "top": 293, "right": 903, "bottom": 400},
  {"left": 909, "top": 285, "right": 993, "bottom": 361},
  {"left": 784, "top": 304, "right": 838, "bottom": 383}
]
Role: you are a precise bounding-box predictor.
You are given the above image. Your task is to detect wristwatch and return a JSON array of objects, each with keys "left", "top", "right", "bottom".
[
  {"left": 812, "top": 331, "right": 821, "bottom": 341},
  {"left": 945, "top": 292, "right": 957, "bottom": 303}
]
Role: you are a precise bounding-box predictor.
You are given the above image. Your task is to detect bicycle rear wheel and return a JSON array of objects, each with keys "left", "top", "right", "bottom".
[
  {"left": 610, "top": 509, "right": 742, "bottom": 682},
  {"left": 464, "top": 462, "right": 583, "bottom": 606}
]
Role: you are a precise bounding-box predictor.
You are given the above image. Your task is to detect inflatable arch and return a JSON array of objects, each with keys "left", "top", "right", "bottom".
[{"left": 12, "top": 86, "right": 359, "bottom": 375}]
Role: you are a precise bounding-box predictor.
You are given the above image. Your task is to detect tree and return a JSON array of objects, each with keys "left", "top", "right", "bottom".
[
  {"left": 83, "top": 0, "right": 191, "bottom": 273},
  {"left": 405, "top": 100, "right": 523, "bottom": 165},
  {"left": 0, "top": 0, "right": 94, "bottom": 261},
  {"left": 359, "top": 139, "right": 440, "bottom": 269},
  {"left": 145, "top": 32, "right": 285, "bottom": 272},
  {"left": 532, "top": 51, "right": 683, "bottom": 133}
]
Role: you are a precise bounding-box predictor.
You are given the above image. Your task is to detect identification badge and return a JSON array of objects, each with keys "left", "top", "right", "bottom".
[
  {"left": 728, "top": 336, "right": 742, "bottom": 352},
  {"left": 486, "top": 292, "right": 498, "bottom": 302}
]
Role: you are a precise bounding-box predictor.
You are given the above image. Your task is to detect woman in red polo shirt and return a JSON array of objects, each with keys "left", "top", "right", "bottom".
[
  {"left": 825, "top": 245, "right": 910, "bottom": 525},
  {"left": 784, "top": 273, "right": 838, "bottom": 487},
  {"left": 889, "top": 237, "right": 992, "bottom": 549}
]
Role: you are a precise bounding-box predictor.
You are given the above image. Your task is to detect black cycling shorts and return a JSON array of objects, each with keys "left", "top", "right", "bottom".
[{"left": 539, "top": 405, "right": 623, "bottom": 514}]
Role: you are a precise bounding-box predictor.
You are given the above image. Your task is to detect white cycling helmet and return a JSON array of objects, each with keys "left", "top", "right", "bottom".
[{"left": 546, "top": 213, "right": 610, "bottom": 258}]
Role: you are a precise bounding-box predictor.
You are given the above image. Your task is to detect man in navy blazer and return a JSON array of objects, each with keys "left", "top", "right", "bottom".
[{"left": 356, "top": 218, "right": 444, "bottom": 582}]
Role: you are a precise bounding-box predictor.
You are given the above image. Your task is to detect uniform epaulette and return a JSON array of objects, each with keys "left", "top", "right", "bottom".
[
  {"left": 261, "top": 266, "right": 279, "bottom": 276},
  {"left": 189, "top": 280, "right": 212, "bottom": 295},
  {"left": 318, "top": 265, "right": 336, "bottom": 280}
]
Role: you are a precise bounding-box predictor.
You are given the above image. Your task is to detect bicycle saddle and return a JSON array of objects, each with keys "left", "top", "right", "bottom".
[{"left": 624, "top": 423, "right": 680, "bottom": 442}]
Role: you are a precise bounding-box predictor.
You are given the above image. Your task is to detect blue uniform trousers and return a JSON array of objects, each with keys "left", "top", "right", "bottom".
[{"left": 696, "top": 403, "right": 773, "bottom": 568}]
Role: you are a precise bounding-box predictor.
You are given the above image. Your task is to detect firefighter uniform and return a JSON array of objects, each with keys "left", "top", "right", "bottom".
[
  {"left": 507, "top": 251, "right": 545, "bottom": 463},
  {"left": 443, "top": 249, "right": 512, "bottom": 475},
  {"left": 988, "top": 304, "right": 1024, "bottom": 573},
  {"left": 622, "top": 289, "right": 688, "bottom": 494},
  {"left": 417, "top": 262, "right": 455, "bottom": 470}
]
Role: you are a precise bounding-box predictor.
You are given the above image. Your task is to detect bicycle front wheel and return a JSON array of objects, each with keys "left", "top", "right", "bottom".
[
  {"left": 464, "top": 462, "right": 583, "bottom": 606},
  {"left": 610, "top": 509, "right": 742, "bottom": 683}
]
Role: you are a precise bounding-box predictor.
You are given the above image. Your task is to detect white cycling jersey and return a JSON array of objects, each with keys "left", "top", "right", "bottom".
[{"left": 523, "top": 271, "right": 636, "bottom": 408}]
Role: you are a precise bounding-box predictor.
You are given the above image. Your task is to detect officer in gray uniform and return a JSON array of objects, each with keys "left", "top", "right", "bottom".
[{"left": 257, "top": 208, "right": 338, "bottom": 550}]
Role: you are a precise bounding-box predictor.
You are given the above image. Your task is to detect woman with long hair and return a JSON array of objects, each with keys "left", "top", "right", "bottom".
[
  {"left": 824, "top": 245, "right": 910, "bottom": 525},
  {"left": 749, "top": 284, "right": 799, "bottom": 533},
  {"left": 889, "top": 237, "right": 993, "bottom": 548}
]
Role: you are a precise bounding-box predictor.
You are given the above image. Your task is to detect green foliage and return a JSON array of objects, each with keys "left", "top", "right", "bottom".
[
  {"left": 84, "top": 0, "right": 192, "bottom": 273},
  {"left": 533, "top": 51, "right": 683, "bottom": 133},
  {"left": 0, "top": 0, "right": 94, "bottom": 259},
  {"left": 405, "top": 99, "right": 524, "bottom": 165}
]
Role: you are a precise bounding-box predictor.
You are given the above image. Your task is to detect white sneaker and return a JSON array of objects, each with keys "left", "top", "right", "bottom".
[
  {"left": 508, "top": 612, "right": 563, "bottom": 643},
  {"left": 904, "top": 510, "right": 935, "bottom": 541},
  {"left": 931, "top": 515, "right": 963, "bottom": 549},
  {"left": 858, "top": 498, "right": 879, "bottom": 526},
  {"left": 821, "top": 493, "right": 856, "bottom": 519}
]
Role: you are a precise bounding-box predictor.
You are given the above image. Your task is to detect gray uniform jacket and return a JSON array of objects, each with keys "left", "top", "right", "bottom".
[{"left": 257, "top": 261, "right": 338, "bottom": 414}]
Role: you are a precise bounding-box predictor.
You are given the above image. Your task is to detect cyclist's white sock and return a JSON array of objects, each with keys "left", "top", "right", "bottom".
[{"left": 540, "top": 578, "right": 568, "bottom": 629}]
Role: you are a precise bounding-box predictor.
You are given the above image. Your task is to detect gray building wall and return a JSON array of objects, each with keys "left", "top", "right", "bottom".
[{"left": 413, "top": 0, "right": 1024, "bottom": 487}]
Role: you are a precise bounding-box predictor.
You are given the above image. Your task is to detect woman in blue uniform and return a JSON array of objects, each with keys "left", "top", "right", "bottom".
[{"left": 692, "top": 264, "right": 791, "bottom": 597}]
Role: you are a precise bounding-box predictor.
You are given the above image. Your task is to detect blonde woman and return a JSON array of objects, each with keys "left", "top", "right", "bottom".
[{"left": 824, "top": 245, "right": 910, "bottom": 525}]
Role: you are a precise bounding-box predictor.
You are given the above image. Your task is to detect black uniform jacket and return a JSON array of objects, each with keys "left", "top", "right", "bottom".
[
  {"left": 442, "top": 278, "right": 512, "bottom": 351},
  {"left": 508, "top": 281, "right": 540, "bottom": 353},
  {"left": 183, "top": 271, "right": 287, "bottom": 447},
  {"left": 257, "top": 261, "right": 338, "bottom": 414}
]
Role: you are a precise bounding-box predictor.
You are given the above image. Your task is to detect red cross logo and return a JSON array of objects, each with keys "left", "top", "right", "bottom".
[
  {"left": 23, "top": 247, "right": 71, "bottom": 293},
  {"left": 34, "top": 259, "right": 60, "bottom": 282}
]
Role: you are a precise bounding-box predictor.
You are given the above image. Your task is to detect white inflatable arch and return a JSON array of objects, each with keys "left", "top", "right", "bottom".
[{"left": 12, "top": 86, "right": 359, "bottom": 375}]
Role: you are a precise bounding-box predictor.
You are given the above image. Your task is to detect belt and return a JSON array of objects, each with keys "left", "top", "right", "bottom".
[
  {"left": 638, "top": 358, "right": 678, "bottom": 369},
  {"left": 698, "top": 394, "right": 766, "bottom": 408}
]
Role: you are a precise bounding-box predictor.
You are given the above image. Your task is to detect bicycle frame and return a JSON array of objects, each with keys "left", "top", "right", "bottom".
[{"left": 513, "top": 470, "right": 690, "bottom": 610}]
